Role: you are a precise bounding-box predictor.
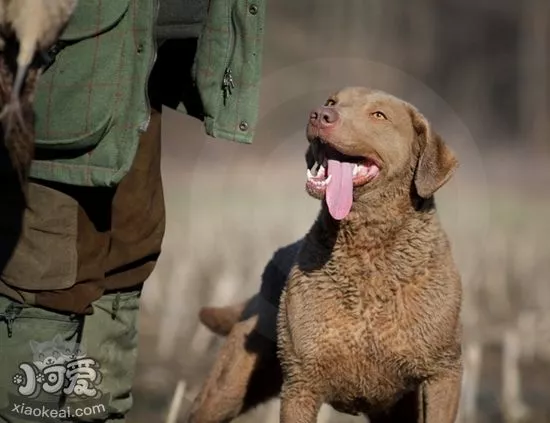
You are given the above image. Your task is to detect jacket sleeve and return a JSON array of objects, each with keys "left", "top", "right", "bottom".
[{"left": 183, "top": 0, "right": 267, "bottom": 144}]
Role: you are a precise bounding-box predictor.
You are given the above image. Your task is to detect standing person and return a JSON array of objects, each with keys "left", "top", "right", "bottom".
[{"left": 0, "top": 0, "right": 267, "bottom": 421}]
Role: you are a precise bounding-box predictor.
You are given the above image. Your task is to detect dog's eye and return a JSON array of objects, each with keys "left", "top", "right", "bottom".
[
  {"left": 325, "top": 99, "right": 336, "bottom": 107},
  {"left": 371, "top": 111, "right": 387, "bottom": 120}
]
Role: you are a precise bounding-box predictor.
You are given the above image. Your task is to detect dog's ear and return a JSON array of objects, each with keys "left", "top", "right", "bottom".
[{"left": 411, "top": 110, "right": 458, "bottom": 198}]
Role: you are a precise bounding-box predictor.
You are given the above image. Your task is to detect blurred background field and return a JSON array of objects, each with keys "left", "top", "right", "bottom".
[{"left": 128, "top": 1, "right": 550, "bottom": 422}]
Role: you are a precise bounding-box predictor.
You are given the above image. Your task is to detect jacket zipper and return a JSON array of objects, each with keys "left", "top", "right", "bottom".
[
  {"left": 1, "top": 303, "right": 22, "bottom": 338},
  {"left": 140, "top": 0, "right": 160, "bottom": 132},
  {"left": 222, "top": 7, "right": 237, "bottom": 105},
  {"left": 41, "top": 41, "right": 71, "bottom": 73}
]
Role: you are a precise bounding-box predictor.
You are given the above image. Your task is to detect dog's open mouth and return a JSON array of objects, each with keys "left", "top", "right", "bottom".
[{"left": 306, "top": 140, "right": 380, "bottom": 220}]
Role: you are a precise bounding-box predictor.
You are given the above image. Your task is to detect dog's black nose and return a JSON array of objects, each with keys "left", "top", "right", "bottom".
[{"left": 310, "top": 107, "right": 339, "bottom": 127}]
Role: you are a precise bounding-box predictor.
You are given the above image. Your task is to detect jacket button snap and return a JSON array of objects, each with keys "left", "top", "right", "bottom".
[
  {"left": 249, "top": 4, "right": 258, "bottom": 15},
  {"left": 239, "top": 121, "right": 249, "bottom": 131}
]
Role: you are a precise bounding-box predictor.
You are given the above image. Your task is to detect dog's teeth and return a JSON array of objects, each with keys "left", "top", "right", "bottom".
[
  {"left": 353, "top": 164, "right": 359, "bottom": 176},
  {"left": 307, "top": 169, "right": 314, "bottom": 180},
  {"left": 317, "top": 175, "right": 332, "bottom": 186},
  {"left": 318, "top": 165, "right": 325, "bottom": 177}
]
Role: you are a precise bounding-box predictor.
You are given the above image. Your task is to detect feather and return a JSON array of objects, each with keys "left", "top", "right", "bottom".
[{"left": 0, "top": 0, "right": 77, "bottom": 187}]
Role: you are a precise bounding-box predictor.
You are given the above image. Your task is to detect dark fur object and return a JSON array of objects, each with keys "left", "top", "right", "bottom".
[{"left": 0, "top": 38, "right": 39, "bottom": 188}]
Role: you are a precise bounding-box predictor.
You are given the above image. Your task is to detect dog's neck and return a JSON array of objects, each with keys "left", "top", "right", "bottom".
[
  {"left": 312, "top": 181, "right": 437, "bottom": 251},
  {"left": 297, "top": 182, "right": 441, "bottom": 274}
]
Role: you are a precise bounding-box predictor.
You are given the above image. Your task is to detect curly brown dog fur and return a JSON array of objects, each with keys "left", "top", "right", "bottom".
[{"left": 187, "top": 87, "right": 462, "bottom": 423}]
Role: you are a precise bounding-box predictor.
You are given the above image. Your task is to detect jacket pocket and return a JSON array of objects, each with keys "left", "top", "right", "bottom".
[
  {"left": 33, "top": 0, "right": 131, "bottom": 152},
  {"left": 1, "top": 183, "right": 78, "bottom": 291}
]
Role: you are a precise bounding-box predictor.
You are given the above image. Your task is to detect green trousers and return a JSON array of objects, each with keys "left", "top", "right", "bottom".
[{"left": 0, "top": 291, "right": 141, "bottom": 423}]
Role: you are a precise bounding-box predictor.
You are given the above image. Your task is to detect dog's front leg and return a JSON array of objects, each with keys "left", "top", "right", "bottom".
[
  {"left": 280, "top": 381, "right": 322, "bottom": 423},
  {"left": 421, "top": 368, "right": 462, "bottom": 423}
]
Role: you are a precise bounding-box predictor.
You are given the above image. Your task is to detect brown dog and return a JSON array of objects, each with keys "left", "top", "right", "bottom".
[{"left": 187, "top": 87, "right": 462, "bottom": 423}]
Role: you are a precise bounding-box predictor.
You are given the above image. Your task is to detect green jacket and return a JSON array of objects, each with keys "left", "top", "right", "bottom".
[{"left": 29, "top": 0, "right": 267, "bottom": 187}]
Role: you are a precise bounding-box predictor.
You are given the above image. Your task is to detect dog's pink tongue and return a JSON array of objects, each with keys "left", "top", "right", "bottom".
[{"left": 326, "top": 159, "right": 354, "bottom": 220}]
